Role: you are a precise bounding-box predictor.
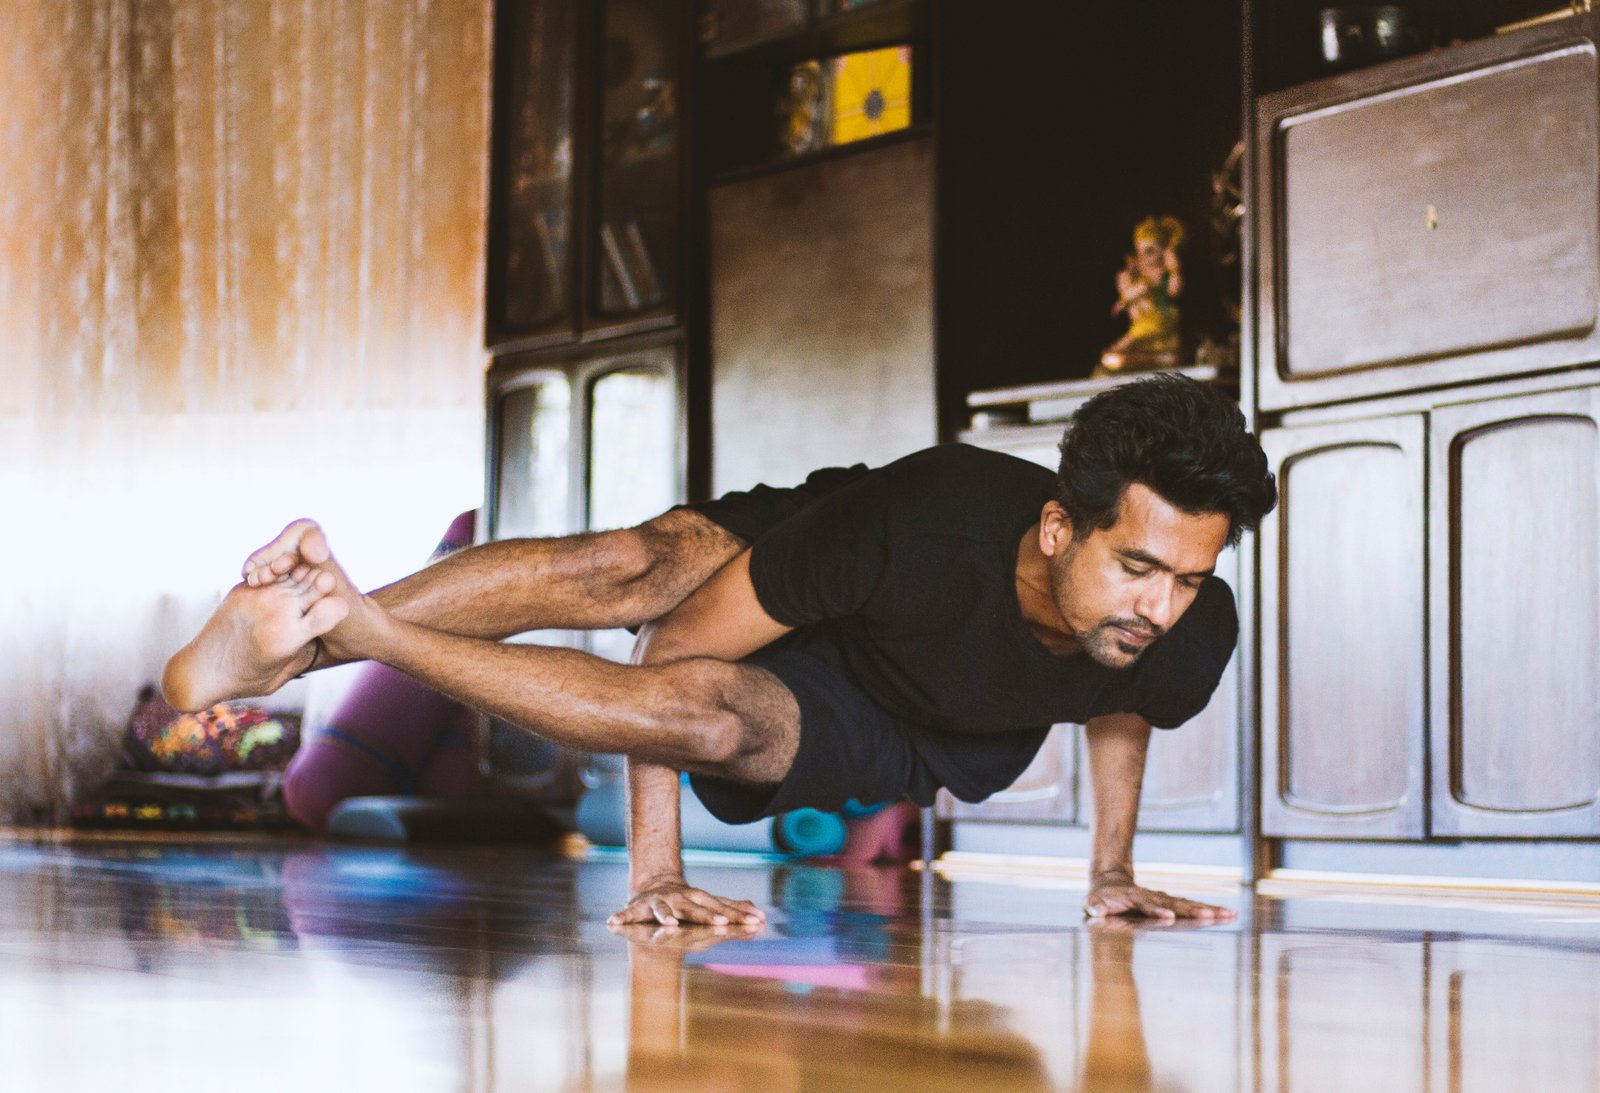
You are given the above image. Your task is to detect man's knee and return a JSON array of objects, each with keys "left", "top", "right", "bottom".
[
  {"left": 620, "top": 510, "right": 744, "bottom": 618},
  {"left": 650, "top": 660, "right": 793, "bottom": 779}
]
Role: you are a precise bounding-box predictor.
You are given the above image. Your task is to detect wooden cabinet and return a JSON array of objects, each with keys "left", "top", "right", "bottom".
[
  {"left": 1259, "top": 414, "right": 1427, "bottom": 839},
  {"left": 1260, "top": 383, "right": 1600, "bottom": 840},
  {"left": 1429, "top": 386, "right": 1600, "bottom": 836},
  {"left": 1138, "top": 637, "right": 1241, "bottom": 831},
  {"left": 1250, "top": 9, "right": 1600, "bottom": 864},
  {"left": 482, "top": 341, "right": 688, "bottom": 796}
]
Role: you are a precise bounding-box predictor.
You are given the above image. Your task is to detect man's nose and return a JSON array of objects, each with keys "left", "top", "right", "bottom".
[{"left": 1135, "top": 578, "right": 1177, "bottom": 631}]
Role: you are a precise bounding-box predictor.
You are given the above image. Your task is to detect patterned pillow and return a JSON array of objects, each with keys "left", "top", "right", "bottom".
[{"left": 125, "top": 687, "right": 301, "bottom": 775}]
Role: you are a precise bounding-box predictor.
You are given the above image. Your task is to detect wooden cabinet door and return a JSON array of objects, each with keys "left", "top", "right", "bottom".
[
  {"left": 1260, "top": 416, "right": 1428, "bottom": 838},
  {"left": 1257, "top": 36, "right": 1600, "bottom": 411},
  {"left": 1135, "top": 545, "right": 1241, "bottom": 832},
  {"left": 1430, "top": 386, "right": 1600, "bottom": 836}
]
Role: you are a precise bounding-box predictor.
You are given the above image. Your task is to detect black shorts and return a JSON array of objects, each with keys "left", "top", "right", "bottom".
[
  {"left": 687, "top": 623, "right": 944, "bottom": 823},
  {"left": 686, "top": 618, "right": 1047, "bottom": 826}
]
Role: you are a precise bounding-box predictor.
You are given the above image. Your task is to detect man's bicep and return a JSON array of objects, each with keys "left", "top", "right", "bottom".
[{"left": 635, "top": 550, "right": 792, "bottom": 664}]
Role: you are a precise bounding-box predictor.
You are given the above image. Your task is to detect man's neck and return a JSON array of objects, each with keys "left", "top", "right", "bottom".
[{"left": 1015, "top": 523, "right": 1082, "bottom": 658}]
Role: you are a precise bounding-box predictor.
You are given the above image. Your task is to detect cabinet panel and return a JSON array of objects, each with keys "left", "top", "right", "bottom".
[
  {"left": 1261, "top": 416, "right": 1427, "bottom": 838},
  {"left": 1257, "top": 22, "right": 1600, "bottom": 411},
  {"left": 1430, "top": 386, "right": 1600, "bottom": 835},
  {"left": 1280, "top": 47, "right": 1598, "bottom": 379},
  {"left": 1137, "top": 547, "right": 1240, "bottom": 832}
]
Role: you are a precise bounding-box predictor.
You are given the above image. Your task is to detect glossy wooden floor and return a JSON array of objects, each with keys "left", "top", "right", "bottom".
[{"left": 3, "top": 833, "right": 1600, "bottom": 1091}]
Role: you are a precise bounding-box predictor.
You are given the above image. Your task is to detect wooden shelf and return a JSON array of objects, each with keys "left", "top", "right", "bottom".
[{"left": 706, "top": 124, "right": 931, "bottom": 188}]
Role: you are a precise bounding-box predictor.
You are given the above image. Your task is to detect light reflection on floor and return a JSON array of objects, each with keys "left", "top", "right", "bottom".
[{"left": 0, "top": 835, "right": 1597, "bottom": 1091}]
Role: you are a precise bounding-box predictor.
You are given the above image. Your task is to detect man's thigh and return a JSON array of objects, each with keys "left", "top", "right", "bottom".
[{"left": 690, "top": 625, "right": 930, "bottom": 825}]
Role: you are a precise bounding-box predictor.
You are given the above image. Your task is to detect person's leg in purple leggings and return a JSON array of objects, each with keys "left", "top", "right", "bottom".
[{"left": 283, "top": 511, "right": 485, "bottom": 831}]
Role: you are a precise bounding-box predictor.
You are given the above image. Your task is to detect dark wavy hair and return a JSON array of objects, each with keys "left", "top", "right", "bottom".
[{"left": 1055, "top": 374, "right": 1277, "bottom": 547}]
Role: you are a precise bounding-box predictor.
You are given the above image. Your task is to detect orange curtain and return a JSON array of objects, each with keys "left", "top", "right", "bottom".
[{"left": 0, "top": 0, "right": 492, "bottom": 819}]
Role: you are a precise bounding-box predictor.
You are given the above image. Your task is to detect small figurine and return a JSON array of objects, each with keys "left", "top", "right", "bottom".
[{"left": 1098, "top": 215, "right": 1185, "bottom": 377}]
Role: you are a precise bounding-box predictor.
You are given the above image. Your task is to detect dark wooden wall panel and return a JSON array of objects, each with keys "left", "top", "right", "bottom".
[
  {"left": 1261, "top": 416, "right": 1427, "bottom": 838},
  {"left": 707, "top": 137, "right": 936, "bottom": 494},
  {"left": 1431, "top": 386, "right": 1600, "bottom": 836}
]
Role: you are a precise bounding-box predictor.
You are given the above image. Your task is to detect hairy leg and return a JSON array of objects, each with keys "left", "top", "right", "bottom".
[
  {"left": 244, "top": 509, "right": 744, "bottom": 645},
  {"left": 161, "top": 565, "right": 348, "bottom": 712},
  {"left": 330, "top": 574, "right": 800, "bottom": 778},
  {"left": 172, "top": 508, "right": 746, "bottom": 709}
]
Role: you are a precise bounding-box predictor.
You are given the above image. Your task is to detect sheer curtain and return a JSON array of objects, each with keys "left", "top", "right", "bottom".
[{"left": 0, "top": 1, "right": 493, "bottom": 819}]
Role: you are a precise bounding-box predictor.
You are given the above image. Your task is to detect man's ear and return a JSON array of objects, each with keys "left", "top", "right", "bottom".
[{"left": 1039, "top": 501, "right": 1073, "bottom": 558}]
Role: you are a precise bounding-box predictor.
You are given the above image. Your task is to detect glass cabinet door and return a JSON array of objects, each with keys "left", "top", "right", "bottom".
[
  {"left": 585, "top": 351, "right": 681, "bottom": 664},
  {"left": 590, "top": 0, "right": 680, "bottom": 323},
  {"left": 492, "top": 0, "right": 579, "bottom": 338},
  {"left": 493, "top": 374, "right": 575, "bottom": 540}
]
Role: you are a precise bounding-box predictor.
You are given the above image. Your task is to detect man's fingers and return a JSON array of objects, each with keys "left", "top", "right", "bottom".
[
  {"left": 1169, "top": 897, "right": 1235, "bottom": 921},
  {"left": 1085, "top": 894, "right": 1135, "bottom": 918},
  {"left": 681, "top": 891, "right": 734, "bottom": 925},
  {"left": 685, "top": 891, "right": 765, "bottom": 925},
  {"left": 1126, "top": 890, "right": 1178, "bottom": 921},
  {"left": 607, "top": 902, "right": 657, "bottom": 927},
  {"left": 730, "top": 898, "right": 765, "bottom": 923}
]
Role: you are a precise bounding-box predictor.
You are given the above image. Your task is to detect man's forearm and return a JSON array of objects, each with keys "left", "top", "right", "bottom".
[
  {"left": 1084, "top": 713, "right": 1152, "bottom": 882},
  {"left": 626, "top": 758, "right": 685, "bottom": 888}
]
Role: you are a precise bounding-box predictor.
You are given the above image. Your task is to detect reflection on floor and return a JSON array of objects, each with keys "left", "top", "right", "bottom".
[{"left": 1, "top": 833, "right": 1599, "bottom": 1091}]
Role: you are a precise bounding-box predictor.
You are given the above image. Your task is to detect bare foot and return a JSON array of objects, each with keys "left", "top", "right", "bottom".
[
  {"left": 162, "top": 566, "right": 349, "bottom": 712},
  {"left": 242, "top": 518, "right": 332, "bottom": 588}
]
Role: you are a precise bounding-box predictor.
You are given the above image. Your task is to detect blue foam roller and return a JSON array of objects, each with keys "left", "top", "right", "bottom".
[
  {"left": 773, "top": 808, "right": 848, "bottom": 856},
  {"left": 841, "top": 797, "right": 889, "bottom": 819}
]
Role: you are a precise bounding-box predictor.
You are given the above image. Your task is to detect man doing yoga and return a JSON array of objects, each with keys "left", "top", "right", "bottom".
[{"left": 163, "top": 374, "right": 1277, "bottom": 927}]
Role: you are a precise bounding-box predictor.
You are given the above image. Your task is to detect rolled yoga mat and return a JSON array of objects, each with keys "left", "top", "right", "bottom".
[
  {"left": 773, "top": 808, "right": 848, "bottom": 856},
  {"left": 576, "top": 776, "right": 848, "bottom": 857}
]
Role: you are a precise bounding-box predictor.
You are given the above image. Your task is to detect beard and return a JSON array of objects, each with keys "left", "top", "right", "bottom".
[{"left": 1075, "top": 617, "right": 1165, "bottom": 669}]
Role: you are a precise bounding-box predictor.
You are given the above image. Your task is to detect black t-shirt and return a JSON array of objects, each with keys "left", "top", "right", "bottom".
[{"left": 742, "top": 444, "right": 1237, "bottom": 738}]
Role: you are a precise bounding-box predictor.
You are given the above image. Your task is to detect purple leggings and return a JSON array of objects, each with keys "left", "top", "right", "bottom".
[{"left": 282, "top": 511, "right": 485, "bottom": 832}]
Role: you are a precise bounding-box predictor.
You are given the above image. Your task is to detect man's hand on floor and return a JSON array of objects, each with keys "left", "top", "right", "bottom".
[
  {"left": 609, "top": 877, "right": 766, "bottom": 929},
  {"left": 1083, "top": 873, "right": 1236, "bottom": 922}
]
